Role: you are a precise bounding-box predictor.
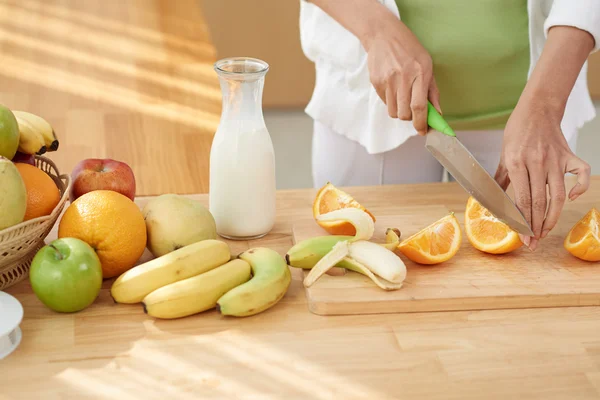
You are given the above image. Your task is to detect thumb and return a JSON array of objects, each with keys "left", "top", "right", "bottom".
[
  {"left": 567, "top": 155, "right": 591, "bottom": 201},
  {"left": 494, "top": 158, "right": 510, "bottom": 191}
]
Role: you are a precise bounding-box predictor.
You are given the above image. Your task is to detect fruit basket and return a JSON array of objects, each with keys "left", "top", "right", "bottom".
[{"left": 0, "top": 156, "right": 71, "bottom": 290}]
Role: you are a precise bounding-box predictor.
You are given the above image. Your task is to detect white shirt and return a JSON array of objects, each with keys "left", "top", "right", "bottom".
[{"left": 300, "top": 0, "right": 600, "bottom": 154}]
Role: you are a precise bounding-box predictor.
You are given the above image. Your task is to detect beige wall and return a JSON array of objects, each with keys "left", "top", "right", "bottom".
[
  {"left": 201, "top": 1, "right": 600, "bottom": 108},
  {"left": 200, "top": 0, "right": 315, "bottom": 109}
]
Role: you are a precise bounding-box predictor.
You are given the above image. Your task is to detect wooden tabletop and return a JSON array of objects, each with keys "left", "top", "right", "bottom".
[
  {"left": 3, "top": 179, "right": 600, "bottom": 399},
  {"left": 0, "top": 0, "right": 221, "bottom": 196}
]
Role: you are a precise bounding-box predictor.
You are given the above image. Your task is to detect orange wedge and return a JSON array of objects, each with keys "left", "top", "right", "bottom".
[
  {"left": 397, "top": 213, "right": 462, "bottom": 265},
  {"left": 465, "top": 197, "right": 522, "bottom": 254},
  {"left": 313, "top": 182, "right": 375, "bottom": 235},
  {"left": 564, "top": 208, "right": 600, "bottom": 262}
]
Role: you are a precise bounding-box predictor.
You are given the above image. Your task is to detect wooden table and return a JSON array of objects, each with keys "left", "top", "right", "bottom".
[
  {"left": 0, "top": 0, "right": 221, "bottom": 196},
  {"left": 2, "top": 180, "right": 600, "bottom": 399}
]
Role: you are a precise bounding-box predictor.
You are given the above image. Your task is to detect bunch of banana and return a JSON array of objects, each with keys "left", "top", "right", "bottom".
[
  {"left": 110, "top": 240, "right": 292, "bottom": 319},
  {"left": 217, "top": 247, "right": 291, "bottom": 317},
  {"left": 111, "top": 239, "right": 231, "bottom": 304},
  {"left": 286, "top": 209, "right": 406, "bottom": 290},
  {"left": 13, "top": 111, "right": 59, "bottom": 155}
]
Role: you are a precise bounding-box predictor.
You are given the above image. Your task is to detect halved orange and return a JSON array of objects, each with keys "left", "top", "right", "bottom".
[
  {"left": 397, "top": 213, "right": 462, "bottom": 265},
  {"left": 313, "top": 182, "right": 375, "bottom": 235},
  {"left": 564, "top": 208, "right": 600, "bottom": 262},
  {"left": 465, "top": 197, "right": 522, "bottom": 254}
]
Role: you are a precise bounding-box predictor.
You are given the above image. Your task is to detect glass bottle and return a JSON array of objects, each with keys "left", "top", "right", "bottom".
[{"left": 209, "top": 57, "right": 276, "bottom": 240}]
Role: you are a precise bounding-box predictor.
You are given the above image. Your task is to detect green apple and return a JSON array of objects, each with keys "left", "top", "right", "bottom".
[
  {"left": 30, "top": 238, "right": 103, "bottom": 313},
  {"left": 0, "top": 105, "right": 19, "bottom": 160}
]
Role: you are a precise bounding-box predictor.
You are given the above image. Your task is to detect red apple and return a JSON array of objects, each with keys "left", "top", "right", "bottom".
[
  {"left": 12, "top": 152, "right": 36, "bottom": 166},
  {"left": 70, "top": 158, "right": 136, "bottom": 202}
]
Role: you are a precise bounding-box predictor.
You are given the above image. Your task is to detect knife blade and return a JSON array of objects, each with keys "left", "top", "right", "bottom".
[{"left": 425, "top": 103, "right": 534, "bottom": 236}]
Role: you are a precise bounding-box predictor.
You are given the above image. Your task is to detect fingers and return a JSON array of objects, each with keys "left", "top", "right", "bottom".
[
  {"left": 397, "top": 75, "right": 414, "bottom": 121},
  {"left": 566, "top": 156, "right": 591, "bottom": 201},
  {"left": 494, "top": 157, "right": 510, "bottom": 191},
  {"left": 410, "top": 74, "right": 428, "bottom": 135},
  {"left": 507, "top": 163, "right": 532, "bottom": 248},
  {"left": 385, "top": 87, "right": 398, "bottom": 118},
  {"left": 541, "top": 168, "right": 566, "bottom": 238},
  {"left": 428, "top": 78, "right": 442, "bottom": 115},
  {"left": 528, "top": 165, "right": 547, "bottom": 248}
]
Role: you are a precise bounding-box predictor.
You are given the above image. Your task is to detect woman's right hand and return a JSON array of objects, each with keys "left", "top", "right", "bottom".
[{"left": 362, "top": 18, "right": 441, "bottom": 136}]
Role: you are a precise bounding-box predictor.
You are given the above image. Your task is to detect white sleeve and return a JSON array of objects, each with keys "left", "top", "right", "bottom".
[{"left": 543, "top": 0, "right": 600, "bottom": 52}]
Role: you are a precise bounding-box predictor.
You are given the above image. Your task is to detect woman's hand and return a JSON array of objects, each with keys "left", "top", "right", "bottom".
[
  {"left": 494, "top": 26, "right": 595, "bottom": 250},
  {"left": 307, "top": 0, "right": 441, "bottom": 135},
  {"left": 363, "top": 20, "right": 441, "bottom": 135},
  {"left": 494, "top": 99, "right": 590, "bottom": 250}
]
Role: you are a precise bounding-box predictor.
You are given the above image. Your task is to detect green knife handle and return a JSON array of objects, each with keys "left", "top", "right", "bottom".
[{"left": 427, "top": 101, "right": 455, "bottom": 137}]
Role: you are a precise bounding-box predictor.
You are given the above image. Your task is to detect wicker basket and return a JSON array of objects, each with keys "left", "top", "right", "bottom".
[{"left": 0, "top": 156, "right": 71, "bottom": 290}]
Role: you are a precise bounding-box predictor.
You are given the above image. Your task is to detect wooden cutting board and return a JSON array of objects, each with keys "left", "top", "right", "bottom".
[{"left": 292, "top": 205, "right": 600, "bottom": 316}]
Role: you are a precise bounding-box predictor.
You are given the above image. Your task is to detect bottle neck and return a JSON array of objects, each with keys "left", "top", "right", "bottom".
[{"left": 218, "top": 74, "right": 266, "bottom": 131}]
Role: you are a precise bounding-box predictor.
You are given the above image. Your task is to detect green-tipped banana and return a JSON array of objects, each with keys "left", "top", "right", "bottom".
[
  {"left": 286, "top": 235, "right": 353, "bottom": 269},
  {"left": 111, "top": 239, "right": 231, "bottom": 304},
  {"left": 14, "top": 111, "right": 58, "bottom": 151},
  {"left": 142, "top": 259, "right": 251, "bottom": 319},
  {"left": 217, "top": 248, "right": 291, "bottom": 317},
  {"left": 286, "top": 228, "right": 401, "bottom": 270},
  {"left": 16, "top": 114, "right": 46, "bottom": 155}
]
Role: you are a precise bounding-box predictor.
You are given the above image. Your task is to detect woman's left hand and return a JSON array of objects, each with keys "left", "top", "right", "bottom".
[{"left": 494, "top": 98, "right": 591, "bottom": 251}]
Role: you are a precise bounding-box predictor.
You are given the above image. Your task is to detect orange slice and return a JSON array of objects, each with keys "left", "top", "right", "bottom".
[
  {"left": 465, "top": 197, "right": 522, "bottom": 254},
  {"left": 564, "top": 208, "right": 600, "bottom": 262},
  {"left": 397, "top": 213, "right": 462, "bottom": 265},
  {"left": 313, "top": 182, "right": 375, "bottom": 235}
]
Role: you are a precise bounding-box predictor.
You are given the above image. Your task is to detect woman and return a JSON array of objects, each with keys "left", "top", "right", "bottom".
[{"left": 300, "top": 0, "right": 600, "bottom": 249}]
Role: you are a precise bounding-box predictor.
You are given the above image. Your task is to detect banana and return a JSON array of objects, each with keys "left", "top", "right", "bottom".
[
  {"left": 303, "top": 239, "right": 406, "bottom": 290},
  {"left": 217, "top": 248, "right": 291, "bottom": 317},
  {"left": 111, "top": 239, "right": 231, "bottom": 304},
  {"left": 14, "top": 111, "right": 58, "bottom": 151},
  {"left": 15, "top": 114, "right": 46, "bottom": 155},
  {"left": 286, "top": 228, "right": 401, "bottom": 270},
  {"left": 142, "top": 259, "right": 251, "bottom": 319},
  {"left": 286, "top": 235, "right": 352, "bottom": 269}
]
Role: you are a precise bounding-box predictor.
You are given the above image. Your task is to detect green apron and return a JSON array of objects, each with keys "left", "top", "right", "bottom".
[{"left": 395, "top": 0, "right": 530, "bottom": 130}]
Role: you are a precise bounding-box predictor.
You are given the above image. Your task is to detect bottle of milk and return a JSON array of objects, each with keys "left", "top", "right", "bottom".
[{"left": 209, "top": 57, "right": 276, "bottom": 240}]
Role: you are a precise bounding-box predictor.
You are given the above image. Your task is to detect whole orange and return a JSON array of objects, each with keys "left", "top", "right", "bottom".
[
  {"left": 15, "top": 163, "right": 60, "bottom": 221},
  {"left": 58, "top": 190, "right": 147, "bottom": 278}
]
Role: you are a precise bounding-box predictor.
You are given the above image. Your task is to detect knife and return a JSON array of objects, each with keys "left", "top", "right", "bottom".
[{"left": 425, "top": 102, "right": 534, "bottom": 236}]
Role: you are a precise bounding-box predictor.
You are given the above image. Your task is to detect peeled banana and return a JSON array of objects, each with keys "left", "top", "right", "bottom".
[
  {"left": 143, "top": 259, "right": 252, "bottom": 319},
  {"left": 111, "top": 239, "right": 231, "bottom": 304},
  {"left": 14, "top": 111, "right": 58, "bottom": 152},
  {"left": 217, "top": 248, "right": 291, "bottom": 317},
  {"left": 289, "top": 208, "right": 406, "bottom": 290}
]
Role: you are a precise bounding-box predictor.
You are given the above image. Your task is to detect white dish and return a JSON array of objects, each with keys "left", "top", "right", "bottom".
[{"left": 0, "top": 291, "right": 24, "bottom": 359}]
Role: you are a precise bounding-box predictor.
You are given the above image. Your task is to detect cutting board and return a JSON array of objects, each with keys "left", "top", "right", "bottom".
[{"left": 292, "top": 205, "right": 600, "bottom": 316}]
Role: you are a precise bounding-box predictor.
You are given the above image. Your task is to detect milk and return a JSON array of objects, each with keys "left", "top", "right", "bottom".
[{"left": 209, "top": 58, "right": 276, "bottom": 239}]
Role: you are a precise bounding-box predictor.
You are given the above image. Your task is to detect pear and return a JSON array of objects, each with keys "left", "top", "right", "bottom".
[
  {"left": 0, "top": 156, "right": 27, "bottom": 230},
  {"left": 142, "top": 194, "right": 217, "bottom": 257}
]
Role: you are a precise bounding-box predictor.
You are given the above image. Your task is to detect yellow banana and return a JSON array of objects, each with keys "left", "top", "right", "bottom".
[
  {"left": 111, "top": 239, "right": 231, "bottom": 304},
  {"left": 217, "top": 247, "right": 291, "bottom": 317},
  {"left": 142, "top": 259, "right": 251, "bottom": 319},
  {"left": 14, "top": 111, "right": 58, "bottom": 151},
  {"left": 15, "top": 115, "right": 46, "bottom": 155}
]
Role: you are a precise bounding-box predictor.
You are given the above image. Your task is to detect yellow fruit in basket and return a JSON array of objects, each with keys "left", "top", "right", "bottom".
[
  {"left": 0, "top": 156, "right": 27, "bottom": 230},
  {"left": 15, "top": 163, "right": 60, "bottom": 221},
  {"left": 58, "top": 190, "right": 147, "bottom": 278}
]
